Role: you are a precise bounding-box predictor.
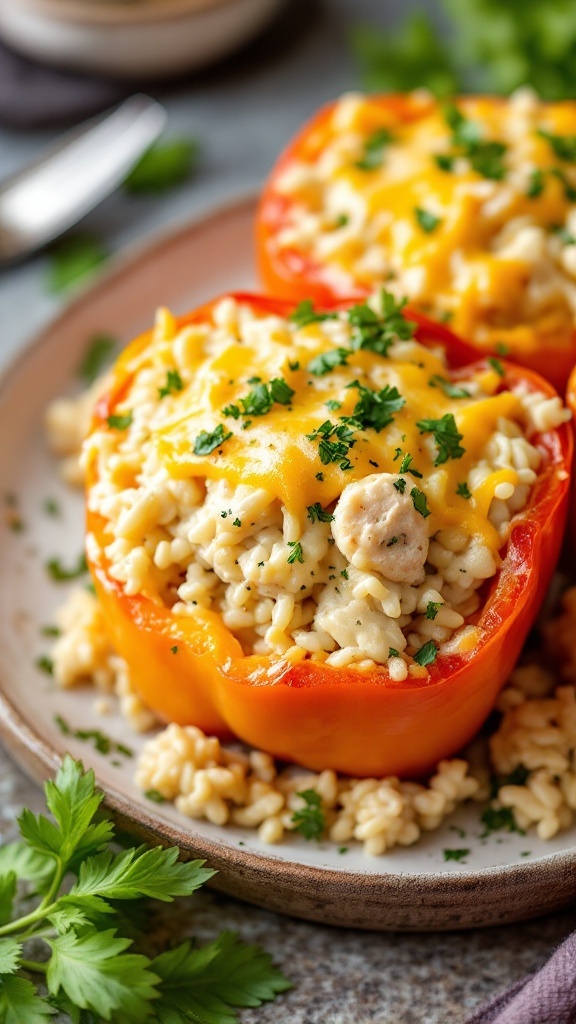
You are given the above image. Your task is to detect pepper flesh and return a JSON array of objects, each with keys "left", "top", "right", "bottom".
[
  {"left": 257, "top": 93, "right": 576, "bottom": 393},
  {"left": 86, "top": 296, "right": 573, "bottom": 778}
]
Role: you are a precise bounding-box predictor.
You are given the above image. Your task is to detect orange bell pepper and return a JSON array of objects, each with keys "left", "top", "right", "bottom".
[
  {"left": 86, "top": 296, "right": 573, "bottom": 778},
  {"left": 257, "top": 93, "right": 576, "bottom": 392}
]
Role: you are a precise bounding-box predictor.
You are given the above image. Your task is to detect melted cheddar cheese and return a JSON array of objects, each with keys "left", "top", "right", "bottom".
[
  {"left": 111, "top": 297, "right": 527, "bottom": 557},
  {"left": 272, "top": 90, "right": 576, "bottom": 356}
]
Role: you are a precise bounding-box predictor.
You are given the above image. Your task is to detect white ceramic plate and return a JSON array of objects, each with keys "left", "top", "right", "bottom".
[{"left": 1, "top": 193, "right": 575, "bottom": 930}]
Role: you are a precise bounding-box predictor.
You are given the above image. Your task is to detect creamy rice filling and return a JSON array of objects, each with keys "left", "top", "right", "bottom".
[{"left": 81, "top": 296, "right": 569, "bottom": 672}]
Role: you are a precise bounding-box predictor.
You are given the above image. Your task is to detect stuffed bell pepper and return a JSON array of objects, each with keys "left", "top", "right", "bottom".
[
  {"left": 257, "top": 91, "right": 576, "bottom": 390},
  {"left": 83, "top": 291, "right": 572, "bottom": 777}
]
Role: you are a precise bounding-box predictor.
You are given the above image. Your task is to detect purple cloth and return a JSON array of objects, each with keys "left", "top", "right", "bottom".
[{"left": 465, "top": 932, "right": 576, "bottom": 1023}]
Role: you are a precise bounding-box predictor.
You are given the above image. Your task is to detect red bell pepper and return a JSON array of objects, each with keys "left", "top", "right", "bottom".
[
  {"left": 257, "top": 93, "right": 576, "bottom": 392},
  {"left": 86, "top": 295, "right": 573, "bottom": 777}
]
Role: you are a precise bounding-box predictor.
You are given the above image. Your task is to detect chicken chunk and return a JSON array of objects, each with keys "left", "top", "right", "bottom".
[{"left": 332, "top": 473, "right": 429, "bottom": 584}]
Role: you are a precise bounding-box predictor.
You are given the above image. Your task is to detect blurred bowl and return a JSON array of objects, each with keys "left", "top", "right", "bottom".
[{"left": 0, "top": 0, "right": 283, "bottom": 79}]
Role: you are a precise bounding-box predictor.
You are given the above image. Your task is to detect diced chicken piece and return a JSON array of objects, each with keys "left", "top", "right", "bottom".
[{"left": 332, "top": 473, "right": 429, "bottom": 584}]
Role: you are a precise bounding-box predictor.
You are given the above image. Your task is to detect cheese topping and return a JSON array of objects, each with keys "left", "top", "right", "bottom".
[
  {"left": 84, "top": 295, "right": 569, "bottom": 672},
  {"left": 271, "top": 90, "right": 576, "bottom": 355}
]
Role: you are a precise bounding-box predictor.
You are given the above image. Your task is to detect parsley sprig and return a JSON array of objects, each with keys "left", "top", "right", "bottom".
[
  {"left": 223, "top": 378, "right": 295, "bottom": 420},
  {"left": 343, "top": 381, "right": 405, "bottom": 433},
  {"left": 0, "top": 757, "right": 289, "bottom": 1023},
  {"left": 290, "top": 790, "right": 325, "bottom": 840},
  {"left": 348, "top": 291, "right": 415, "bottom": 355},
  {"left": 416, "top": 413, "right": 465, "bottom": 465},
  {"left": 356, "top": 127, "right": 395, "bottom": 170},
  {"left": 442, "top": 104, "right": 507, "bottom": 180}
]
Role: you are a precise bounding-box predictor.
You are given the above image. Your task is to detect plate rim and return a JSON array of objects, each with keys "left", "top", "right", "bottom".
[{"left": 2, "top": 190, "right": 576, "bottom": 927}]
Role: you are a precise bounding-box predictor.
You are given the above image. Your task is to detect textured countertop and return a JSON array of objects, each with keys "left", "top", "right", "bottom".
[{"left": 1, "top": 1, "right": 575, "bottom": 1020}]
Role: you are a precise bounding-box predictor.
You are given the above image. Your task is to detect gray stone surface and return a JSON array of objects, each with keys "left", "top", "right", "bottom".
[{"left": 0, "top": 2, "right": 574, "bottom": 1021}]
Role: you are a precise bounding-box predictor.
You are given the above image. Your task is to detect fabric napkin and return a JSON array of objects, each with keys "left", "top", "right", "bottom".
[{"left": 465, "top": 931, "right": 576, "bottom": 1023}]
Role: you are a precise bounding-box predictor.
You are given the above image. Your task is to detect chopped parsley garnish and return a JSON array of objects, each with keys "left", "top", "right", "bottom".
[
  {"left": 348, "top": 290, "right": 415, "bottom": 356},
  {"left": 549, "top": 165, "right": 576, "bottom": 201},
  {"left": 287, "top": 541, "right": 304, "bottom": 564},
  {"left": 335, "top": 213, "right": 349, "bottom": 228},
  {"left": 415, "top": 206, "right": 442, "bottom": 233},
  {"left": 107, "top": 412, "right": 133, "bottom": 430},
  {"left": 413, "top": 639, "right": 438, "bottom": 666},
  {"left": 315, "top": 472, "right": 324, "bottom": 482},
  {"left": 170, "top": 645, "right": 179, "bottom": 654},
  {"left": 308, "top": 348, "right": 350, "bottom": 376},
  {"left": 41, "top": 624, "right": 61, "bottom": 638},
  {"left": 325, "top": 399, "right": 342, "bottom": 411},
  {"left": 340, "top": 568, "right": 349, "bottom": 579},
  {"left": 232, "top": 518, "right": 242, "bottom": 527},
  {"left": 46, "top": 553, "right": 88, "bottom": 581},
  {"left": 78, "top": 333, "right": 117, "bottom": 384},
  {"left": 553, "top": 224, "right": 576, "bottom": 246},
  {"left": 388, "top": 647, "right": 399, "bottom": 658},
  {"left": 144, "top": 789, "right": 166, "bottom": 803},
  {"left": 123, "top": 137, "right": 198, "bottom": 193},
  {"left": 288, "top": 359, "right": 300, "bottom": 371},
  {"left": 307, "top": 420, "right": 356, "bottom": 470},
  {"left": 55, "top": 714, "right": 133, "bottom": 758},
  {"left": 480, "top": 806, "right": 525, "bottom": 837},
  {"left": 443, "top": 848, "right": 470, "bottom": 862},
  {"left": 435, "top": 153, "right": 455, "bottom": 172},
  {"left": 537, "top": 128, "right": 576, "bottom": 162},
  {"left": 416, "top": 413, "right": 465, "bottom": 465},
  {"left": 444, "top": 104, "right": 507, "bottom": 180},
  {"left": 526, "top": 168, "right": 545, "bottom": 198},
  {"left": 410, "top": 486, "right": 431, "bottom": 518},
  {"left": 307, "top": 503, "right": 335, "bottom": 523},
  {"left": 456, "top": 481, "right": 472, "bottom": 499},
  {"left": 344, "top": 381, "right": 405, "bottom": 432},
  {"left": 193, "top": 424, "right": 232, "bottom": 456},
  {"left": 502, "top": 764, "right": 531, "bottom": 787},
  {"left": 43, "top": 497, "right": 60, "bottom": 517},
  {"left": 36, "top": 655, "right": 53, "bottom": 676},
  {"left": 426, "top": 601, "right": 443, "bottom": 620},
  {"left": 495, "top": 341, "right": 510, "bottom": 356},
  {"left": 226, "top": 377, "right": 295, "bottom": 419},
  {"left": 394, "top": 478, "right": 406, "bottom": 494},
  {"left": 290, "top": 299, "right": 338, "bottom": 328},
  {"left": 398, "top": 452, "right": 422, "bottom": 478},
  {"left": 488, "top": 356, "right": 505, "bottom": 377},
  {"left": 158, "top": 368, "right": 184, "bottom": 399},
  {"left": 291, "top": 789, "right": 325, "bottom": 840},
  {"left": 356, "top": 127, "right": 395, "bottom": 170},
  {"left": 429, "top": 374, "right": 471, "bottom": 399}
]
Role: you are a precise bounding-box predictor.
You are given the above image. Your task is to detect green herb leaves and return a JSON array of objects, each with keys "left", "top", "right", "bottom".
[
  {"left": 307, "top": 503, "right": 335, "bottom": 524},
  {"left": 158, "top": 368, "right": 184, "bottom": 399},
  {"left": 0, "top": 757, "right": 289, "bottom": 1024},
  {"left": 308, "top": 348, "right": 350, "bottom": 376},
  {"left": 416, "top": 413, "right": 465, "bottom": 465},
  {"left": 413, "top": 639, "right": 438, "bottom": 666},
  {"left": 193, "top": 424, "right": 233, "bottom": 456},
  {"left": 45, "top": 553, "right": 88, "bottom": 582},
  {"left": 306, "top": 421, "right": 356, "bottom": 470},
  {"left": 349, "top": 291, "right": 415, "bottom": 355},
  {"left": 356, "top": 127, "right": 395, "bottom": 170},
  {"left": 290, "top": 300, "right": 338, "bottom": 329},
  {"left": 47, "top": 235, "right": 109, "bottom": 293},
  {"left": 345, "top": 381, "right": 405, "bottom": 433},
  {"left": 443, "top": 104, "right": 507, "bottom": 181},
  {"left": 415, "top": 207, "right": 442, "bottom": 233},
  {"left": 124, "top": 138, "right": 199, "bottom": 194},
  {"left": 107, "top": 412, "right": 133, "bottom": 431},
  {"left": 291, "top": 790, "right": 325, "bottom": 840},
  {"left": 410, "top": 487, "right": 431, "bottom": 519},
  {"left": 538, "top": 128, "right": 576, "bottom": 163},
  {"left": 224, "top": 377, "right": 295, "bottom": 419},
  {"left": 78, "top": 334, "right": 117, "bottom": 385}
]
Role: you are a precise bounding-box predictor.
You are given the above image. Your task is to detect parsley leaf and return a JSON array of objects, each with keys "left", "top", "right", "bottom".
[
  {"left": 45, "top": 553, "right": 88, "bottom": 582},
  {"left": 429, "top": 374, "right": 471, "bottom": 399},
  {"left": 47, "top": 235, "right": 108, "bottom": 293},
  {"left": 356, "top": 127, "right": 395, "bottom": 170},
  {"left": 290, "top": 299, "right": 338, "bottom": 328},
  {"left": 538, "top": 128, "right": 576, "bottom": 163},
  {"left": 456, "top": 481, "right": 472, "bottom": 499},
  {"left": 124, "top": 138, "right": 199, "bottom": 194},
  {"left": 413, "top": 639, "right": 438, "bottom": 666},
  {"left": 480, "top": 806, "right": 525, "bottom": 837},
  {"left": 151, "top": 932, "right": 291, "bottom": 1023},
  {"left": 308, "top": 348, "right": 350, "bottom": 376},
  {"left": 0, "top": 757, "right": 289, "bottom": 1024},
  {"left": 426, "top": 601, "right": 443, "bottom": 620},
  {"left": 307, "top": 503, "right": 335, "bottom": 523},
  {"left": 526, "top": 168, "right": 545, "bottom": 198},
  {"left": 78, "top": 334, "right": 117, "bottom": 385},
  {"left": 444, "top": 105, "right": 507, "bottom": 180},
  {"left": 348, "top": 290, "right": 415, "bottom": 356},
  {"left": 287, "top": 541, "right": 304, "bottom": 564},
  {"left": 416, "top": 413, "right": 465, "bottom": 465},
  {"left": 107, "top": 412, "right": 133, "bottom": 430},
  {"left": 415, "top": 207, "right": 442, "bottom": 233},
  {"left": 158, "top": 368, "right": 184, "bottom": 399},
  {"left": 443, "top": 848, "right": 470, "bottom": 862},
  {"left": 344, "top": 381, "right": 405, "bottom": 432},
  {"left": 193, "top": 425, "right": 233, "bottom": 456},
  {"left": 488, "top": 356, "right": 505, "bottom": 377},
  {"left": 307, "top": 420, "right": 356, "bottom": 470},
  {"left": 410, "top": 487, "right": 431, "bottom": 518},
  {"left": 291, "top": 790, "right": 325, "bottom": 840}
]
